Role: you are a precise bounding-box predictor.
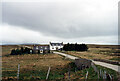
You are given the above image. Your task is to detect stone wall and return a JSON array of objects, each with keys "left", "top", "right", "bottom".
[{"left": 75, "top": 58, "right": 92, "bottom": 70}]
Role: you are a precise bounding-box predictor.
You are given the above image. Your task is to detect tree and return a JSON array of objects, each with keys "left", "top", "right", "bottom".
[
  {"left": 20, "top": 47, "right": 24, "bottom": 54},
  {"left": 15, "top": 48, "right": 20, "bottom": 55},
  {"left": 63, "top": 43, "right": 88, "bottom": 51},
  {"left": 24, "top": 47, "right": 30, "bottom": 54},
  {"left": 11, "top": 49, "right": 16, "bottom": 55}
]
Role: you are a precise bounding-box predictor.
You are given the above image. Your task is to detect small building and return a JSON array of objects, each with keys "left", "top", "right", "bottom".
[
  {"left": 49, "top": 42, "right": 63, "bottom": 50},
  {"left": 33, "top": 45, "right": 50, "bottom": 54}
]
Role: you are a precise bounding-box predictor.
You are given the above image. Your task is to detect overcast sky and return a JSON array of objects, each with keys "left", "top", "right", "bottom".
[{"left": 1, "top": 0, "right": 119, "bottom": 45}]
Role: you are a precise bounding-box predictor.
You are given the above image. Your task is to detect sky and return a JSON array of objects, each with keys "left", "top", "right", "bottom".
[{"left": 0, "top": 0, "right": 119, "bottom": 45}]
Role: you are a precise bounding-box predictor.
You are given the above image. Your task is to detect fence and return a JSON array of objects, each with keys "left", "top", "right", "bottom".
[
  {"left": 91, "top": 62, "right": 113, "bottom": 80},
  {"left": 2, "top": 64, "right": 52, "bottom": 80},
  {"left": 2, "top": 62, "right": 115, "bottom": 80}
]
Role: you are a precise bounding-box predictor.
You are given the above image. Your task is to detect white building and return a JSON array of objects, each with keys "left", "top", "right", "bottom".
[{"left": 49, "top": 42, "right": 63, "bottom": 50}]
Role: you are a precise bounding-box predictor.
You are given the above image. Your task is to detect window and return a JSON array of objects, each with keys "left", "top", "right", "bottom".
[
  {"left": 45, "top": 47, "right": 47, "bottom": 49},
  {"left": 36, "top": 46, "right": 38, "bottom": 49},
  {"left": 52, "top": 47, "right": 54, "bottom": 49}
]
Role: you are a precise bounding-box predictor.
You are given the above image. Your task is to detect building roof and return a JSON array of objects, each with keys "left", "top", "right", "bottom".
[
  {"left": 50, "top": 42, "right": 63, "bottom": 46},
  {"left": 33, "top": 45, "right": 50, "bottom": 50}
]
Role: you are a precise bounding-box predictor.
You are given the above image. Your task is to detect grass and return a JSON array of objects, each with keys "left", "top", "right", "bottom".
[
  {"left": 96, "top": 65, "right": 119, "bottom": 79},
  {"left": 109, "top": 57, "right": 120, "bottom": 62},
  {"left": 1, "top": 45, "right": 20, "bottom": 57},
  {"left": 2, "top": 53, "right": 99, "bottom": 80},
  {"left": 68, "top": 66, "right": 98, "bottom": 80},
  {"left": 88, "top": 48, "right": 120, "bottom": 56},
  {"left": 1, "top": 45, "right": 120, "bottom": 80},
  {"left": 2, "top": 54, "right": 71, "bottom": 80},
  {"left": 68, "top": 62, "right": 119, "bottom": 80},
  {"left": 2, "top": 52, "right": 118, "bottom": 80},
  {"left": 64, "top": 48, "right": 120, "bottom": 62}
]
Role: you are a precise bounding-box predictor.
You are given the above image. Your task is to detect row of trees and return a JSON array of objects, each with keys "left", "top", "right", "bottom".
[
  {"left": 11, "top": 47, "right": 32, "bottom": 55},
  {"left": 63, "top": 43, "right": 88, "bottom": 51}
]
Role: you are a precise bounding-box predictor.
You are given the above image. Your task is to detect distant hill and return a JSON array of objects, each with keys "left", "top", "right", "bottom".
[{"left": 1, "top": 44, "right": 120, "bottom": 49}]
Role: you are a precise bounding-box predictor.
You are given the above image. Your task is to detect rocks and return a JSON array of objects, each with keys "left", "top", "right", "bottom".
[{"left": 75, "top": 58, "right": 92, "bottom": 70}]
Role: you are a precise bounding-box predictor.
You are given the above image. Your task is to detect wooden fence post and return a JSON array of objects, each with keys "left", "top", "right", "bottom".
[
  {"left": 75, "top": 68, "right": 77, "bottom": 73},
  {"left": 17, "top": 64, "right": 20, "bottom": 80},
  {"left": 91, "top": 62, "right": 98, "bottom": 73},
  {"left": 102, "top": 70, "right": 104, "bottom": 79},
  {"left": 104, "top": 71, "right": 107, "bottom": 79},
  {"left": 85, "top": 71, "right": 88, "bottom": 80},
  {"left": 108, "top": 74, "right": 112, "bottom": 80},
  {"left": 91, "top": 62, "right": 99, "bottom": 80},
  {"left": 46, "top": 67, "right": 51, "bottom": 80},
  {"left": 100, "top": 69, "right": 101, "bottom": 77},
  {"left": 98, "top": 71, "right": 99, "bottom": 79},
  {"left": 68, "top": 66, "right": 70, "bottom": 80}
]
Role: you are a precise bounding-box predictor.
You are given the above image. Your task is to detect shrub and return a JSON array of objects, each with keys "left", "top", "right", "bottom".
[
  {"left": 11, "top": 49, "right": 16, "bottom": 55},
  {"left": 63, "top": 43, "right": 88, "bottom": 51},
  {"left": 10, "top": 47, "right": 31, "bottom": 55}
]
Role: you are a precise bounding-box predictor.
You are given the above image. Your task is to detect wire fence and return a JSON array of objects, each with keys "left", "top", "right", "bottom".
[{"left": 2, "top": 62, "right": 116, "bottom": 80}]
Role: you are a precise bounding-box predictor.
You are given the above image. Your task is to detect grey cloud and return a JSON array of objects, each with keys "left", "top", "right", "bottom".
[{"left": 2, "top": 1, "right": 118, "bottom": 39}]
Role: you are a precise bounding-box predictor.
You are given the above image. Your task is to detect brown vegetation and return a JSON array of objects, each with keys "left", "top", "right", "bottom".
[
  {"left": 2, "top": 45, "right": 119, "bottom": 80},
  {"left": 65, "top": 48, "right": 120, "bottom": 62}
]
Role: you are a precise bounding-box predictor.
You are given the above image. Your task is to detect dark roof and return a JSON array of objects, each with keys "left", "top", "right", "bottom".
[
  {"left": 50, "top": 42, "right": 63, "bottom": 46},
  {"left": 33, "top": 45, "right": 50, "bottom": 50}
]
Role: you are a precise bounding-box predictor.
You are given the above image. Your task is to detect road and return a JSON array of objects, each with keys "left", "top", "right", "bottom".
[
  {"left": 54, "top": 51, "right": 120, "bottom": 73},
  {"left": 54, "top": 52, "right": 79, "bottom": 60}
]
